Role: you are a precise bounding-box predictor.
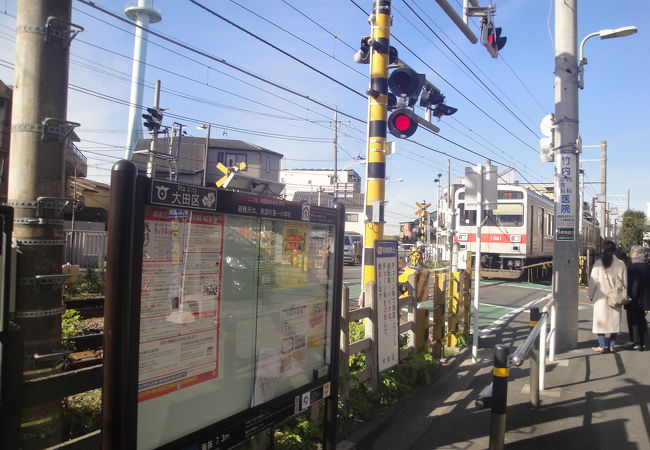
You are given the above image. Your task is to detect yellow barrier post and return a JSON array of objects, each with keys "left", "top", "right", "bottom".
[
  {"left": 431, "top": 272, "right": 446, "bottom": 358},
  {"left": 446, "top": 271, "right": 461, "bottom": 347}
]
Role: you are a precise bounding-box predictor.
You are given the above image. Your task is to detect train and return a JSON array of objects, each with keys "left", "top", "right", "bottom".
[{"left": 452, "top": 184, "right": 601, "bottom": 279}]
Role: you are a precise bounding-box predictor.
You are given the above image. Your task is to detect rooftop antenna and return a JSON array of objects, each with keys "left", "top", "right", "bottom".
[{"left": 124, "top": 0, "right": 162, "bottom": 160}]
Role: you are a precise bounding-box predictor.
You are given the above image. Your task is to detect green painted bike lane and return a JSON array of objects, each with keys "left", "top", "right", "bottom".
[{"left": 345, "top": 280, "right": 548, "bottom": 328}]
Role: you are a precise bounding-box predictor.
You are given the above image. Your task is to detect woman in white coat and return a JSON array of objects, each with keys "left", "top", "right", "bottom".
[{"left": 587, "top": 240, "right": 628, "bottom": 353}]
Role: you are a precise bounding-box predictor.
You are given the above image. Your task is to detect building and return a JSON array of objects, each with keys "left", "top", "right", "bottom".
[
  {"left": 0, "top": 79, "right": 88, "bottom": 207},
  {"left": 280, "top": 168, "right": 361, "bottom": 201},
  {"left": 65, "top": 178, "right": 110, "bottom": 231},
  {"left": 131, "top": 136, "right": 284, "bottom": 195},
  {"left": 291, "top": 190, "right": 365, "bottom": 234}
]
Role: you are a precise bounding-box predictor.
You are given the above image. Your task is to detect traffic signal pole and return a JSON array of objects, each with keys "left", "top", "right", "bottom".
[
  {"left": 8, "top": 1, "right": 76, "bottom": 446},
  {"left": 552, "top": 0, "right": 580, "bottom": 351},
  {"left": 146, "top": 79, "right": 161, "bottom": 178},
  {"left": 361, "top": 0, "right": 391, "bottom": 290}
]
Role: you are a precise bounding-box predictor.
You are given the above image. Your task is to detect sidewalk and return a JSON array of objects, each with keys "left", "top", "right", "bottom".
[{"left": 340, "top": 291, "right": 650, "bottom": 449}]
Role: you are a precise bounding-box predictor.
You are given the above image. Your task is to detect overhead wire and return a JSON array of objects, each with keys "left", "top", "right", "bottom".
[
  {"left": 400, "top": 1, "right": 540, "bottom": 127},
  {"left": 74, "top": 0, "right": 367, "bottom": 124},
  {"left": 186, "top": 0, "right": 366, "bottom": 99}
]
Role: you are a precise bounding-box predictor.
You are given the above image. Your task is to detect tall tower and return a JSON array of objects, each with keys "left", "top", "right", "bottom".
[{"left": 124, "top": 0, "right": 161, "bottom": 160}]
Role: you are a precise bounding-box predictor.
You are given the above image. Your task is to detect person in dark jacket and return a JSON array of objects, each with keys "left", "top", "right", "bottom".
[{"left": 626, "top": 245, "right": 650, "bottom": 351}]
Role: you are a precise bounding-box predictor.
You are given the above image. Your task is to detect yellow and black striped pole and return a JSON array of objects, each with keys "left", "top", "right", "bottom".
[
  {"left": 489, "top": 344, "right": 510, "bottom": 450},
  {"left": 362, "top": 0, "right": 391, "bottom": 289}
]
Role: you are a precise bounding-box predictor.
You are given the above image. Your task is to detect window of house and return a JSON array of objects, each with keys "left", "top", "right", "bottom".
[
  {"left": 224, "top": 153, "right": 247, "bottom": 170},
  {"left": 265, "top": 156, "right": 271, "bottom": 173}
]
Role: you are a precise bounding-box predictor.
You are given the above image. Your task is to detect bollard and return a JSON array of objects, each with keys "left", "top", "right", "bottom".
[
  {"left": 489, "top": 344, "right": 509, "bottom": 450},
  {"left": 529, "top": 307, "right": 541, "bottom": 409}
]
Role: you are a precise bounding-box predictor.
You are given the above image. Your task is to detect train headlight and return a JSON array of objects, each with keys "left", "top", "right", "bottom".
[{"left": 510, "top": 235, "right": 522, "bottom": 243}]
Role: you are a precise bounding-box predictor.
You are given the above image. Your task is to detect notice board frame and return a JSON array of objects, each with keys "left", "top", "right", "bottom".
[{"left": 102, "top": 161, "right": 344, "bottom": 449}]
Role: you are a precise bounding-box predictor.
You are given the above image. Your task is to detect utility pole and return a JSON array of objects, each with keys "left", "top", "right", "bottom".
[
  {"left": 8, "top": 1, "right": 78, "bottom": 446},
  {"left": 626, "top": 188, "right": 630, "bottom": 212},
  {"left": 471, "top": 164, "right": 484, "bottom": 362},
  {"left": 361, "top": 0, "right": 391, "bottom": 292},
  {"left": 333, "top": 109, "right": 338, "bottom": 198},
  {"left": 600, "top": 140, "right": 607, "bottom": 238},
  {"left": 447, "top": 159, "right": 459, "bottom": 272},
  {"left": 201, "top": 123, "right": 211, "bottom": 186},
  {"left": 553, "top": 0, "right": 580, "bottom": 352},
  {"left": 146, "top": 80, "right": 161, "bottom": 179}
]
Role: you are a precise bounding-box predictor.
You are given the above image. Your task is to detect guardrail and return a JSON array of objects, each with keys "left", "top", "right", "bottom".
[{"left": 475, "top": 294, "right": 556, "bottom": 450}]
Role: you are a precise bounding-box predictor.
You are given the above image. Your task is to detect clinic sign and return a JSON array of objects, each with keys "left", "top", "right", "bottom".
[{"left": 555, "top": 154, "right": 577, "bottom": 241}]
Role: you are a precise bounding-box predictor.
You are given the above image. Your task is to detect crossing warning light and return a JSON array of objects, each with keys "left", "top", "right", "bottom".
[
  {"left": 388, "top": 67, "right": 424, "bottom": 107},
  {"left": 388, "top": 108, "right": 418, "bottom": 138}
]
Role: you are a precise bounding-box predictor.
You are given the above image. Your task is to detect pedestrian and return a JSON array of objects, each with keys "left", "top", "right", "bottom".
[
  {"left": 587, "top": 240, "right": 628, "bottom": 353},
  {"left": 626, "top": 245, "right": 650, "bottom": 351}
]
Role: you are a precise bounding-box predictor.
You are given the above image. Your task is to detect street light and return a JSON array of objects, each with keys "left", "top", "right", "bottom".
[
  {"left": 196, "top": 123, "right": 211, "bottom": 186},
  {"left": 578, "top": 26, "right": 638, "bottom": 89}
]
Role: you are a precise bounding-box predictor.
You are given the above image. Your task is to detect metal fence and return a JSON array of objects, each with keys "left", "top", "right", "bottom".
[{"left": 64, "top": 231, "right": 108, "bottom": 268}]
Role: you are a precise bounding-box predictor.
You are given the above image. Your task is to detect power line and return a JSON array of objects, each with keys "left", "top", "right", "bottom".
[
  {"left": 396, "top": 1, "right": 539, "bottom": 129},
  {"left": 187, "top": 0, "right": 366, "bottom": 99},
  {"left": 400, "top": 0, "right": 540, "bottom": 140},
  {"left": 75, "top": 0, "right": 367, "bottom": 124},
  {"left": 227, "top": 0, "right": 367, "bottom": 78}
]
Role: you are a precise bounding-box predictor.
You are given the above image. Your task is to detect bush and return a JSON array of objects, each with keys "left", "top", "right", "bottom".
[
  {"left": 62, "top": 308, "right": 82, "bottom": 350},
  {"left": 64, "top": 266, "right": 104, "bottom": 298},
  {"left": 62, "top": 389, "right": 102, "bottom": 439}
]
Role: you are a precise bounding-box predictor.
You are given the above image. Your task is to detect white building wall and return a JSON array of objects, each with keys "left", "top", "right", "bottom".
[{"left": 280, "top": 169, "right": 360, "bottom": 200}]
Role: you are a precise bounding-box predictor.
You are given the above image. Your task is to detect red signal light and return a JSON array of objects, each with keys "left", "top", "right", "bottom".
[
  {"left": 395, "top": 114, "right": 413, "bottom": 131},
  {"left": 388, "top": 108, "right": 418, "bottom": 138}
]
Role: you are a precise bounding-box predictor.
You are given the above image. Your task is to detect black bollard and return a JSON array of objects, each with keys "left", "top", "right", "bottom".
[{"left": 489, "top": 344, "right": 510, "bottom": 450}]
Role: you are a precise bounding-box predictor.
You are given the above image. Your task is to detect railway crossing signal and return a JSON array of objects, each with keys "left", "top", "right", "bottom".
[
  {"left": 385, "top": 66, "right": 457, "bottom": 139},
  {"left": 415, "top": 201, "right": 431, "bottom": 215},
  {"left": 215, "top": 161, "right": 247, "bottom": 188}
]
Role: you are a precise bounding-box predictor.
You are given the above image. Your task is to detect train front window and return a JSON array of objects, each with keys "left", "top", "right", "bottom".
[
  {"left": 458, "top": 203, "right": 477, "bottom": 226},
  {"left": 489, "top": 203, "right": 524, "bottom": 227}
]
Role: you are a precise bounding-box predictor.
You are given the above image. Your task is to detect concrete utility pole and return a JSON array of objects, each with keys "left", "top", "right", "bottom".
[
  {"left": 333, "top": 109, "right": 338, "bottom": 197},
  {"left": 447, "top": 159, "right": 458, "bottom": 272},
  {"left": 361, "top": 0, "right": 391, "bottom": 292},
  {"left": 600, "top": 140, "right": 607, "bottom": 238},
  {"left": 553, "top": 0, "right": 580, "bottom": 352},
  {"left": 8, "top": 1, "right": 78, "bottom": 446}
]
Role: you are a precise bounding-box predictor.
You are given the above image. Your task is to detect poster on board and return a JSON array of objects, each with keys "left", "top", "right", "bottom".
[
  {"left": 375, "top": 240, "right": 399, "bottom": 372},
  {"left": 138, "top": 206, "right": 224, "bottom": 402}
]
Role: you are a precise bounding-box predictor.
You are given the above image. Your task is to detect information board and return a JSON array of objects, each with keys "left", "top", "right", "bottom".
[
  {"left": 375, "top": 240, "right": 399, "bottom": 372},
  {"left": 103, "top": 170, "right": 343, "bottom": 450}
]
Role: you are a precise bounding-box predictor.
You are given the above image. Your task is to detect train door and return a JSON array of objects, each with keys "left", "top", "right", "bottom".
[
  {"left": 529, "top": 205, "right": 534, "bottom": 255},
  {"left": 537, "top": 208, "right": 543, "bottom": 254}
]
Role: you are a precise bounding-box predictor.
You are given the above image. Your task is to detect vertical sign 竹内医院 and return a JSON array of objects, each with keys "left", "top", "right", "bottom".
[
  {"left": 375, "top": 240, "right": 399, "bottom": 372},
  {"left": 555, "top": 154, "right": 577, "bottom": 241}
]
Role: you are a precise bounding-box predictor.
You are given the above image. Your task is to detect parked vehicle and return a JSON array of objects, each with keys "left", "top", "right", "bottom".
[{"left": 343, "top": 233, "right": 362, "bottom": 265}]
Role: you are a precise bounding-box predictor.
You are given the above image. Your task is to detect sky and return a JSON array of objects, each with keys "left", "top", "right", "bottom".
[{"left": 0, "top": 0, "right": 648, "bottom": 235}]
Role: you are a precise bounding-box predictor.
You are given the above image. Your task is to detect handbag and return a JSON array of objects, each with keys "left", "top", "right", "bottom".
[{"left": 604, "top": 271, "right": 630, "bottom": 307}]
